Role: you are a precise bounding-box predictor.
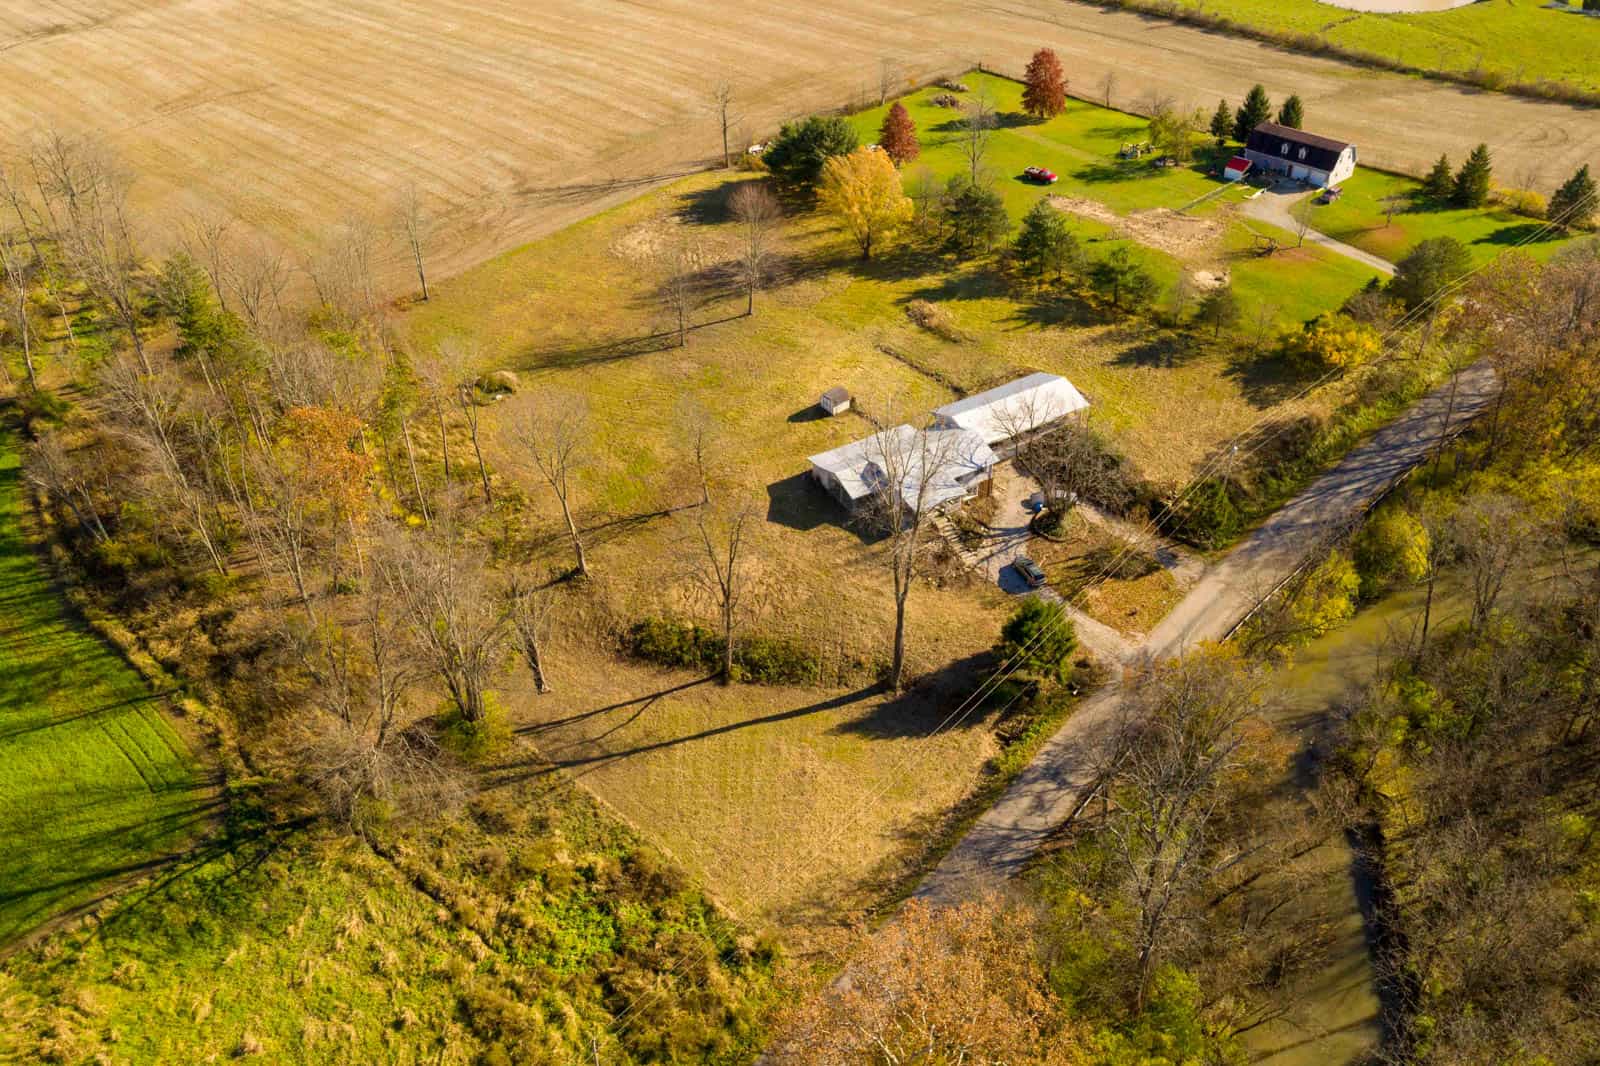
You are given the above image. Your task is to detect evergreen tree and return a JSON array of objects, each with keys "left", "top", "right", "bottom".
[
  {"left": 762, "top": 115, "right": 859, "bottom": 191},
  {"left": 1088, "top": 247, "right": 1158, "bottom": 312},
  {"left": 1452, "top": 143, "right": 1493, "bottom": 208},
  {"left": 1549, "top": 164, "right": 1598, "bottom": 229},
  {"left": 1195, "top": 283, "right": 1241, "bottom": 339},
  {"left": 1277, "top": 94, "right": 1304, "bottom": 129},
  {"left": 1020, "top": 48, "right": 1068, "bottom": 120},
  {"left": 1387, "top": 236, "right": 1472, "bottom": 311},
  {"left": 878, "top": 102, "right": 920, "bottom": 166},
  {"left": 1233, "top": 84, "right": 1272, "bottom": 142},
  {"left": 1014, "top": 199, "right": 1079, "bottom": 283},
  {"left": 997, "top": 597, "right": 1077, "bottom": 684},
  {"left": 1209, "top": 99, "right": 1232, "bottom": 146},
  {"left": 1423, "top": 154, "right": 1455, "bottom": 201},
  {"left": 944, "top": 177, "right": 1011, "bottom": 253}
]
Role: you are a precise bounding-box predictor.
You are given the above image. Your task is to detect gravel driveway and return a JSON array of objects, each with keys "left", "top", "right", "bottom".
[{"left": 1241, "top": 184, "right": 1397, "bottom": 276}]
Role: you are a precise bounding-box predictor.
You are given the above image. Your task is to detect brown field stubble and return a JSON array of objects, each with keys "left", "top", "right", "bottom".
[{"left": 3, "top": 0, "right": 1597, "bottom": 291}]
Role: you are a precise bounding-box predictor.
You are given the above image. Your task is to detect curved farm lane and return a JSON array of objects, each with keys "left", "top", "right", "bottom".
[
  {"left": 0, "top": 1, "right": 1595, "bottom": 290},
  {"left": 916, "top": 360, "right": 1499, "bottom": 903}
]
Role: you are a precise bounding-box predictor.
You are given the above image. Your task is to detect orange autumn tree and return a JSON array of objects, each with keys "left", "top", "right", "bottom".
[
  {"left": 878, "top": 101, "right": 919, "bottom": 165},
  {"left": 252, "top": 405, "right": 372, "bottom": 618},
  {"left": 1021, "top": 48, "right": 1068, "bottom": 120},
  {"left": 774, "top": 894, "right": 1091, "bottom": 1065}
]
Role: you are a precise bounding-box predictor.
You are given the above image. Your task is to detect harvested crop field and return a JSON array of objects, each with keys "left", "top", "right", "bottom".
[{"left": 2, "top": 0, "right": 1596, "bottom": 290}]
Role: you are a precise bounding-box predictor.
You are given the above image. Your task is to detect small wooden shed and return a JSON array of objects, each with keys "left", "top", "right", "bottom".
[{"left": 819, "top": 387, "right": 851, "bottom": 416}]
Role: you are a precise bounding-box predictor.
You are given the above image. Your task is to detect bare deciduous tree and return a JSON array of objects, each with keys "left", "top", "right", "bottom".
[
  {"left": 683, "top": 439, "right": 758, "bottom": 684},
  {"left": 957, "top": 91, "right": 997, "bottom": 185},
  {"left": 25, "top": 431, "right": 108, "bottom": 543},
  {"left": 32, "top": 132, "right": 152, "bottom": 374},
  {"left": 1102, "top": 646, "right": 1269, "bottom": 1013},
  {"left": 775, "top": 894, "right": 1089, "bottom": 1064},
  {"left": 512, "top": 392, "right": 592, "bottom": 578},
  {"left": 380, "top": 504, "right": 512, "bottom": 725},
  {"left": 508, "top": 572, "right": 556, "bottom": 694},
  {"left": 708, "top": 80, "right": 739, "bottom": 169},
  {"left": 1448, "top": 492, "right": 1541, "bottom": 630},
  {"left": 396, "top": 183, "right": 431, "bottom": 302},
  {"left": 727, "top": 181, "right": 779, "bottom": 316},
  {"left": 0, "top": 230, "right": 36, "bottom": 390},
  {"left": 1098, "top": 70, "right": 1118, "bottom": 109},
  {"left": 660, "top": 241, "right": 699, "bottom": 347},
  {"left": 101, "top": 352, "right": 229, "bottom": 574},
  {"left": 863, "top": 417, "right": 979, "bottom": 691}
]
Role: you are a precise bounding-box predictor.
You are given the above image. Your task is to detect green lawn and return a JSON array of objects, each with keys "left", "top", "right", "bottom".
[
  {"left": 848, "top": 72, "right": 1240, "bottom": 221},
  {"left": 1116, "top": 0, "right": 1600, "bottom": 96},
  {"left": 0, "top": 426, "right": 204, "bottom": 944},
  {"left": 849, "top": 73, "right": 1383, "bottom": 324},
  {"left": 1306, "top": 167, "right": 1582, "bottom": 267}
]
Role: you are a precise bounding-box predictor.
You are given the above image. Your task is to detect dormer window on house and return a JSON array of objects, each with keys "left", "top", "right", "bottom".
[
  {"left": 1280, "top": 144, "right": 1289, "bottom": 155},
  {"left": 1298, "top": 147, "right": 1307, "bottom": 160}
]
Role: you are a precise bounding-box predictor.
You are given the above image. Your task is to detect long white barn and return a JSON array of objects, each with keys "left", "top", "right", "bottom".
[
  {"left": 806, "top": 372, "right": 1089, "bottom": 515},
  {"left": 931, "top": 372, "right": 1089, "bottom": 448},
  {"left": 808, "top": 425, "right": 996, "bottom": 513}
]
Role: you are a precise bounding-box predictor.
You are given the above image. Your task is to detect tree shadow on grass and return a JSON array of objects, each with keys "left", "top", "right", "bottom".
[
  {"left": 674, "top": 181, "right": 734, "bottom": 226},
  {"left": 1475, "top": 222, "right": 1565, "bottom": 249},
  {"left": 492, "top": 682, "right": 884, "bottom": 785},
  {"left": 1074, "top": 161, "right": 1159, "bottom": 185},
  {"left": 842, "top": 245, "right": 954, "bottom": 285},
  {"left": 902, "top": 265, "right": 1013, "bottom": 306},
  {"left": 828, "top": 651, "right": 1002, "bottom": 740},
  {"left": 1223, "top": 350, "right": 1312, "bottom": 409},
  {"left": 1004, "top": 289, "right": 1104, "bottom": 330},
  {"left": 1112, "top": 331, "right": 1196, "bottom": 369}
]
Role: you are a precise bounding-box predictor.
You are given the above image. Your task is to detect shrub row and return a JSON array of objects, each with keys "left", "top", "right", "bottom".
[{"left": 625, "top": 617, "right": 822, "bottom": 685}]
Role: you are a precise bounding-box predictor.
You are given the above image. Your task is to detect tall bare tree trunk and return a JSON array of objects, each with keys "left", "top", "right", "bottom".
[{"left": 401, "top": 419, "right": 429, "bottom": 523}]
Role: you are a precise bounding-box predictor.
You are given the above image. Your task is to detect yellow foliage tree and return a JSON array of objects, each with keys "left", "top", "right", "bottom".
[
  {"left": 1281, "top": 314, "right": 1382, "bottom": 374},
  {"left": 1290, "top": 550, "right": 1360, "bottom": 640},
  {"left": 817, "top": 147, "right": 913, "bottom": 260}
]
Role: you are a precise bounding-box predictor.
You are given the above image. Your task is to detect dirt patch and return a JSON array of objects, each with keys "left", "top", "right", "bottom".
[
  {"left": 1191, "top": 268, "right": 1231, "bottom": 290},
  {"left": 609, "top": 215, "right": 683, "bottom": 263},
  {"left": 1050, "top": 197, "right": 1228, "bottom": 261}
]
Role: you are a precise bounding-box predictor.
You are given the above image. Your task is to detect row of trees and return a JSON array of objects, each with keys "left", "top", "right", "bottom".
[{"left": 1211, "top": 83, "right": 1304, "bottom": 145}]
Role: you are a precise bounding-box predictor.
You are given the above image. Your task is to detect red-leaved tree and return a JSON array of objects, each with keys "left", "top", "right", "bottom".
[
  {"left": 878, "top": 101, "right": 919, "bottom": 165},
  {"left": 1021, "top": 48, "right": 1067, "bottom": 120}
]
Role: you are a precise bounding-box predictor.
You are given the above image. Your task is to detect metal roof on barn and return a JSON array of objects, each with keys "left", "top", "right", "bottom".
[{"left": 931, "top": 372, "right": 1089, "bottom": 446}]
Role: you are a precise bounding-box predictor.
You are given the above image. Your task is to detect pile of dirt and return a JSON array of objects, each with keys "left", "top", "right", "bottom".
[
  {"left": 1190, "top": 269, "right": 1231, "bottom": 290},
  {"left": 1049, "top": 197, "right": 1227, "bottom": 261}
]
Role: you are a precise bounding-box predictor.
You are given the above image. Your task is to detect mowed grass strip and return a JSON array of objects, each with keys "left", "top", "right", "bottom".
[
  {"left": 1305, "top": 167, "right": 1583, "bottom": 267},
  {"left": 0, "top": 427, "right": 204, "bottom": 944},
  {"left": 1112, "top": 0, "right": 1600, "bottom": 96}
]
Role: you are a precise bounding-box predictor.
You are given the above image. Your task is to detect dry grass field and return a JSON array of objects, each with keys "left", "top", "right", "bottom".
[
  {"left": 395, "top": 150, "right": 1372, "bottom": 934},
  {"left": 3, "top": 0, "right": 1596, "bottom": 293}
]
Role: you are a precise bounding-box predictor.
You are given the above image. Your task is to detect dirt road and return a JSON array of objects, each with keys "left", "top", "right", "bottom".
[
  {"left": 917, "top": 360, "right": 1499, "bottom": 902},
  {"left": 2, "top": 1, "right": 1595, "bottom": 288}
]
